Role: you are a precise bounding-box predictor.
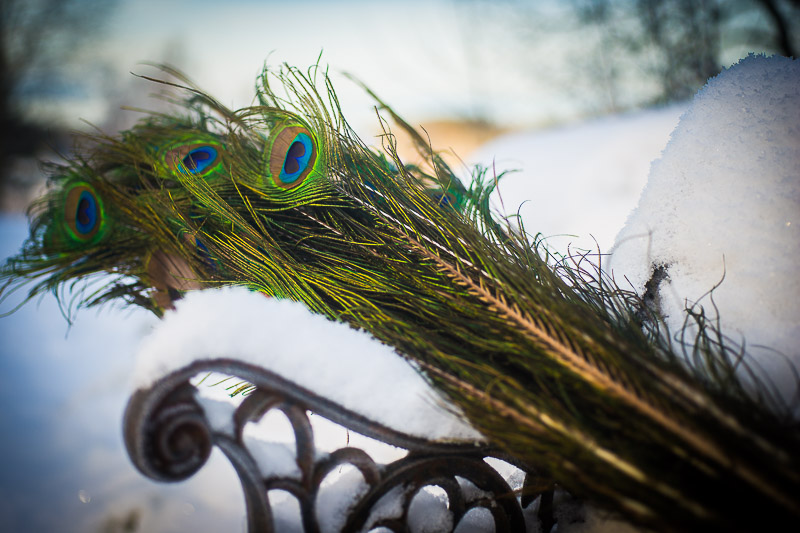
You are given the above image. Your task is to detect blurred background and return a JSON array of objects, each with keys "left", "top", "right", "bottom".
[
  {"left": 2, "top": 0, "right": 797, "bottom": 207},
  {"left": 0, "top": 0, "right": 797, "bottom": 531}
]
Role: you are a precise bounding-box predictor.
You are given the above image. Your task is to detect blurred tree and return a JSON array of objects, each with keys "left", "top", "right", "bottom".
[
  {"left": 572, "top": 0, "right": 799, "bottom": 104},
  {"left": 0, "top": 0, "right": 118, "bottom": 203},
  {"left": 634, "top": 0, "right": 723, "bottom": 101},
  {"left": 457, "top": 0, "right": 796, "bottom": 124},
  {"left": 753, "top": 0, "right": 799, "bottom": 57}
]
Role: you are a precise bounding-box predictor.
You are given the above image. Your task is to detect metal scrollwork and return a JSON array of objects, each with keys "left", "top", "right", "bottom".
[{"left": 124, "top": 358, "right": 547, "bottom": 532}]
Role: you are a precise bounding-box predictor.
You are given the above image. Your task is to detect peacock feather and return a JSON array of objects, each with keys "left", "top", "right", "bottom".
[{"left": 1, "top": 63, "right": 799, "bottom": 532}]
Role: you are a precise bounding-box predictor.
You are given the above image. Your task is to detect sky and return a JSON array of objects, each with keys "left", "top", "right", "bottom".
[
  {"left": 25, "top": 0, "right": 624, "bottom": 136},
  {"left": 18, "top": 0, "right": 791, "bottom": 156}
]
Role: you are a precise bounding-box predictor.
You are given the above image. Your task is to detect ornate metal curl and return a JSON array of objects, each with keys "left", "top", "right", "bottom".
[{"left": 124, "top": 358, "right": 550, "bottom": 532}]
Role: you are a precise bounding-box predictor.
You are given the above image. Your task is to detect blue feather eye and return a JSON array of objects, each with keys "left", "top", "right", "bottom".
[
  {"left": 75, "top": 191, "right": 97, "bottom": 233},
  {"left": 64, "top": 183, "right": 105, "bottom": 243},
  {"left": 279, "top": 133, "right": 313, "bottom": 184},
  {"left": 164, "top": 142, "right": 222, "bottom": 177},
  {"left": 183, "top": 146, "right": 217, "bottom": 174},
  {"left": 267, "top": 125, "right": 318, "bottom": 188}
]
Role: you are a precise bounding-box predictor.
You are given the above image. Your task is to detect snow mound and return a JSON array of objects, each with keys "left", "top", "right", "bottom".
[
  {"left": 610, "top": 54, "right": 800, "bottom": 404},
  {"left": 133, "top": 286, "right": 482, "bottom": 442}
]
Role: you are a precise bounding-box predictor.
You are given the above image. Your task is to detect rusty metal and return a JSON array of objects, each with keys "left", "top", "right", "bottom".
[{"left": 123, "top": 358, "right": 552, "bottom": 532}]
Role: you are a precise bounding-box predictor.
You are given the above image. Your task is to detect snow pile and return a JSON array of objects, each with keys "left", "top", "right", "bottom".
[
  {"left": 133, "top": 286, "right": 482, "bottom": 442},
  {"left": 610, "top": 55, "right": 800, "bottom": 404},
  {"left": 470, "top": 105, "right": 684, "bottom": 254}
]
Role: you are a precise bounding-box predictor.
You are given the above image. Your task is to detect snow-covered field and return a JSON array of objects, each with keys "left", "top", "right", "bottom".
[
  {"left": 468, "top": 104, "right": 686, "bottom": 255},
  {"left": 0, "top": 219, "right": 247, "bottom": 532},
  {"left": 1, "top": 54, "right": 797, "bottom": 532}
]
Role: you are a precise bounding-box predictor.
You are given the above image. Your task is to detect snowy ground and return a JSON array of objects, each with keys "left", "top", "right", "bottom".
[
  {"left": 0, "top": 218, "right": 245, "bottom": 532},
  {"left": 1, "top": 54, "right": 796, "bottom": 532},
  {"left": 468, "top": 104, "right": 685, "bottom": 255}
]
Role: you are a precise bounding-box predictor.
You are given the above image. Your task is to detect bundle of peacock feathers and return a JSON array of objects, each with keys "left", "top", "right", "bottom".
[{"left": 1, "top": 64, "right": 798, "bottom": 532}]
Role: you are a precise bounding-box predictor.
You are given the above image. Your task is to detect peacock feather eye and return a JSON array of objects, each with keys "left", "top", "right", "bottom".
[
  {"left": 163, "top": 142, "right": 223, "bottom": 177},
  {"left": 63, "top": 182, "right": 106, "bottom": 243},
  {"left": 266, "top": 124, "right": 319, "bottom": 188}
]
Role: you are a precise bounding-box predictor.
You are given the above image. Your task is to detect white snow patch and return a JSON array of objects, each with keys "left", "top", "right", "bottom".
[
  {"left": 195, "top": 395, "right": 238, "bottom": 436},
  {"left": 308, "top": 413, "right": 407, "bottom": 464},
  {"left": 470, "top": 105, "right": 685, "bottom": 255},
  {"left": 483, "top": 457, "right": 525, "bottom": 491},
  {"left": 408, "top": 486, "right": 453, "bottom": 533},
  {"left": 454, "top": 507, "right": 495, "bottom": 533},
  {"left": 132, "top": 286, "right": 482, "bottom": 442},
  {"left": 315, "top": 465, "right": 371, "bottom": 533},
  {"left": 610, "top": 54, "right": 800, "bottom": 405},
  {"left": 268, "top": 490, "right": 304, "bottom": 533},
  {"left": 245, "top": 438, "right": 301, "bottom": 479}
]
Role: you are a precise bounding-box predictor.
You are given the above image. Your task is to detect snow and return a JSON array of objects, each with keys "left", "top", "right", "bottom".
[
  {"left": 364, "top": 485, "right": 406, "bottom": 529},
  {"left": 245, "top": 438, "right": 303, "bottom": 479},
  {"left": 470, "top": 104, "right": 685, "bottom": 255},
  {"left": 134, "top": 289, "right": 533, "bottom": 531},
  {"left": 0, "top": 215, "right": 246, "bottom": 533},
  {"left": 609, "top": 55, "right": 800, "bottom": 406},
  {"left": 407, "top": 486, "right": 453, "bottom": 533},
  {"left": 472, "top": 54, "right": 800, "bottom": 410},
  {"left": 307, "top": 412, "right": 407, "bottom": 464},
  {"left": 315, "top": 466, "right": 371, "bottom": 533},
  {"left": 195, "top": 394, "right": 238, "bottom": 436},
  {"left": 133, "top": 288, "right": 524, "bottom": 529},
  {"left": 454, "top": 508, "right": 494, "bottom": 533},
  {"left": 134, "top": 286, "right": 483, "bottom": 442}
]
